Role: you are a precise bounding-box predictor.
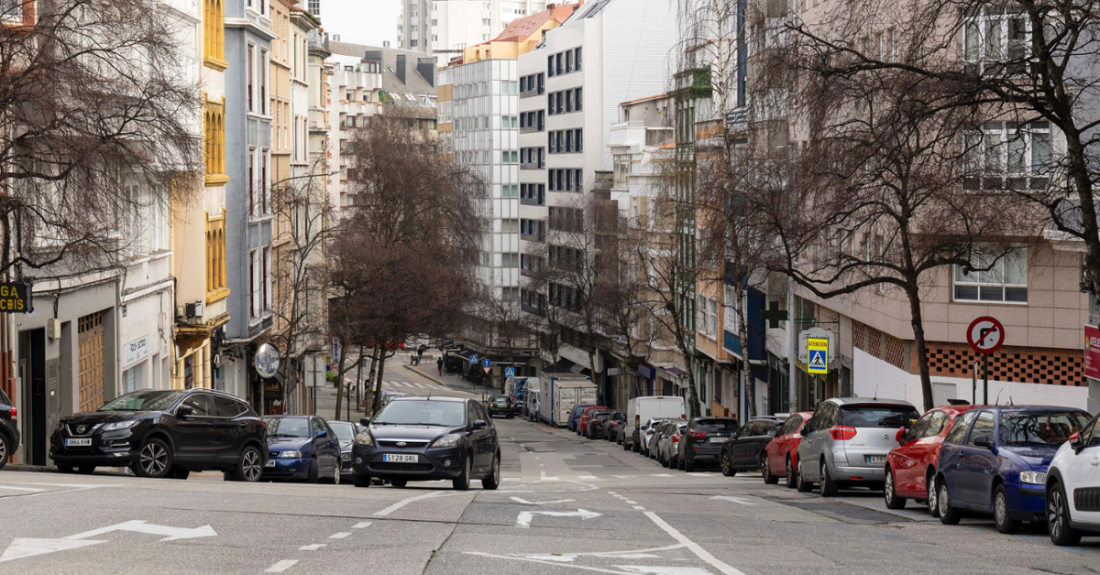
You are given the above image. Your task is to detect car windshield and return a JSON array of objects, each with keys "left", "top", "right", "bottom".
[
  {"left": 695, "top": 419, "right": 738, "bottom": 432},
  {"left": 839, "top": 404, "right": 920, "bottom": 428},
  {"left": 264, "top": 417, "right": 311, "bottom": 438},
  {"left": 999, "top": 411, "right": 1088, "bottom": 445},
  {"left": 373, "top": 400, "right": 466, "bottom": 427},
  {"left": 98, "top": 390, "right": 186, "bottom": 412},
  {"left": 328, "top": 421, "right": 357, "bottom": 442}
]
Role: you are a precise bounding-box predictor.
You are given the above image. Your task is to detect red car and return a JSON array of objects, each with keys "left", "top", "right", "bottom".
[
  {"left": 762, "top": 412, "right": 813, "bottom": 488},
  {"left": 884, "top": 404, "right": 979, "bottom": 515},
  {"left": 577, "top": 406, "right": 608, "bottom": 435}
]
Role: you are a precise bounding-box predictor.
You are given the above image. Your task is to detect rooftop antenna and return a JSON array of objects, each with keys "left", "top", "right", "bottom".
[
  {"left": 873, "top": 384, "right": 879, "bottom": 401},
  {"left": 994, "top": 389, "right": 1004, "bottom": 406}
]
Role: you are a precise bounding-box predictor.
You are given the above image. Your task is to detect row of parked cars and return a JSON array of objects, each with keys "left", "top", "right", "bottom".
[{"left": 566, "top": 396, "right": 1100, "bottom": 547}]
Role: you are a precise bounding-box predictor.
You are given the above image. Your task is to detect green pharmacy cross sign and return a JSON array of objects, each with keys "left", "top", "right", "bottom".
[{"left": 761, "top": 300, "right": 788, "bottom": 329}]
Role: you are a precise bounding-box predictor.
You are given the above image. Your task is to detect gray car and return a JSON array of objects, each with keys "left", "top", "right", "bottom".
[
  {"left": 656, "top": 422, "right": 687, "bottom": 468},
  {"left": 796, "top": 398, "right": 919, "bottom": 496}
]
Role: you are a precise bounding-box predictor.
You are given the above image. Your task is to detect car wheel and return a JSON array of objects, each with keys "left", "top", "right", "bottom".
[
  {"left": 720, "top": 451, "right": 735, "bottom": 477},
  {"left": 938, "top": 479, "right": 961, "bottom": 525},
  {"left": 677, "top": 456, "right": 685, "bottom": 471},
  {"left": 306, "top": 458, "right": 320, "bottom": 484},
  {"left": 352, "top": 473, "right": 371, "bottom": 488},
  {"left": 994, "top": 484, "right": 1021, "bottom": 534},
  {"left": 453, "top": 454, "right": 472, "bottom": 491},
  {"left": 623, "top": 439, "right": 630, "bottom": 451},
  {"left": 333, "top": 465, "right": 340, "bottom": 485},
  {"left": 927, "top": 470, "right": 940, "bottom": 518},
  {"left": 762, "top": 454, "right": 778, "bottom": 484},
  {"left": 632, "top": 439, "right": 640, "bottom": 453},
  {"left": 1048, "top": 481, "right": 1083, "bottom": 546},
  {"left": 390, "top": 479, "right": 408, "bottom": 488},
  {"left": 785, "top": 457, "right": 797, "bottom": 489},
  {"left": 56, "top": 464, "right": 74, "bottom": 474},
  {"left": 796, "top": 460, "right": 813, "bottom": 493},
  {"left": 169, "top": 467, "right": 190, "bottom": 480},
  {"left": 684, "top": 456, "right": 695, "bottom": 473},
  {"left": 132, "top": 438, "right": 172, "bottom": 479},
  {"left": 77, "top": 465, "right": 96, "bottom": 475},
  {"left": 883, "top": 467, "right": 905, "bottom": 509},
  {"left": 820, "top": 461, "right": 838, "bottom": 497},
  {"left": 232, "top": 445, "right": 263, "bottom": 482},
  {"left": 0, "top": 433, "right": 8, "bottom": 470},
  {"left": 482, "top": 453, "right": 501, "bottom": 490}
]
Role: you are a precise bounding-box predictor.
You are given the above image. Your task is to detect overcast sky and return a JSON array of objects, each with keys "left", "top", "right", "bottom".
[{"left": 323, "top": 0, "right": 400, "bottom": 47}]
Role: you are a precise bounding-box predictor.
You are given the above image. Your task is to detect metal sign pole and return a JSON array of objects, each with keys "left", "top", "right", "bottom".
[{"left": 983, "top": 354, "right": 989, "bottom": 405}]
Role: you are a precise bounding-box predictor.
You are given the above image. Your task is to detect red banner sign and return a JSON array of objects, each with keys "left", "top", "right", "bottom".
[{"left": 1085, "top": 325, "right": 1100, "bottom": 380}]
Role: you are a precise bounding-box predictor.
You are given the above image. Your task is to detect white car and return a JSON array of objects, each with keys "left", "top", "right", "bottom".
[
  {"left": 643, "top": 419, "right": 667, "bottom": 457},
  {"left": 1047, "top": 413, "right": 1100, "bottom": 545}
]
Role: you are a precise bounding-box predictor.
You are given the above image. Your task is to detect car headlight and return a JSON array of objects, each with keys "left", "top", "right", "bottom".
[
  {"left": 102, "top": 420, "right": 139, "bottom": 431},
  {"left": 1020, "top": 471, "right": 1047, "bottom": 485},
  {"left": 353, "top": 432, "right": 374, "bottom": 446},
  {"left": 431, "top": 433, "right": 463, "bottom": 448},
  {"left": 278, "top": 450, "right": 302, "bottom": 458}
]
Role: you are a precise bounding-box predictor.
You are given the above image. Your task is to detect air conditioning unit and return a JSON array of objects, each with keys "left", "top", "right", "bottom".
[{"left": 47, "top": 318, "right": 61, "bottom": 340}]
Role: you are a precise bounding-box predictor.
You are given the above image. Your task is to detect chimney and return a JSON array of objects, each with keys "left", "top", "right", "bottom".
[
  {"left": 417, "top": 57, "right": 435, "bottom": 88},
  {"left": 396, "top": 54, "right": 406, "bottom": 85}
]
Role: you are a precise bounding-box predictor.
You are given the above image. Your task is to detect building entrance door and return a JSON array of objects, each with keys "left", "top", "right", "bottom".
[
  {"left": 78, "top": 311, "right": 105, "bottom": 413},
  {"left": 19, "top": 329, "right": 46, "bottom": 465}
]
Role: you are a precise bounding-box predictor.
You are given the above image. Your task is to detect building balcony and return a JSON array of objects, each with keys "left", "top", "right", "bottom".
[
  {"left": 520, "top": 125, "right": 544, "bottom": 135},
  {"left": 520, "top": 161, "right": 544, "bottom": 171},
  {"left": 520, "top": 230, "right": 545, "bottom": 243},
  {"left": 521, "top": 302, "right": 541, "bottom": 315},
  {"left": 610, "top": 120, "right": 673, "bottom": 147},
  {"left": 520, "top": 193, "right": 545, "bottom": 207}
]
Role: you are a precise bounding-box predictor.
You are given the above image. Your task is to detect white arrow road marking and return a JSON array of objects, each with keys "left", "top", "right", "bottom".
[
  {"left": 373, "top": 490, "right": 466, "bottom": 517},
  {"left": 510, "top": 496, "right": 576, "bottom": 506},
  {"left": 516, "top": 508, "right": 601, "bottom": 528},
  {"left": 265, "top": 560, "right": 299, "bottom": 573},
  {"left": 0, "top": 538, "right": 106, "bottom": 563},
  {"left": 464, "top": 544, "right": 689, "bottom": 574},
  {"left": 539, "top": 470, "right": 560, "bottom": 481},
  {"left": 644, "top": 512, "right": 746, "bottom": 575},
  {"left": 709, "top": 496, "right": 752, "bottom": 505},
  {"left": 65, "top": 520, "right": 217, "bottom": 542}
]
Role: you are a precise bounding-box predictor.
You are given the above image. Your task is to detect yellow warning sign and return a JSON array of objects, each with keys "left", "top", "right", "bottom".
[{"left": 807, "top": 337, "right": 828, "bottom": 375}]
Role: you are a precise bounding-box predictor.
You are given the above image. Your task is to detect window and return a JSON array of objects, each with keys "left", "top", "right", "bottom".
[
  {"left": 206, "top": 209, "right": 227, "bottom": 297},
  {"left": 308, "top": 0, "right": 319, "bottom": 15},
  {"left": 214, "top": 396, "right": 244, "bottom": 417},
  {"left": 925, "top": 410, "right": 949, "bottom": 437},
  {"left": 575, "top": 87, "right": 582, "bottom": 110},
  {"left": 954, "top": 246, "right": 1027, "bottom": 303},
  {"left": 967, "top": 411, "right": 996, "bottom": 446},
  {"left": 204, "top": 99, "right": 226, "bottom": 183},
  {"left": 944, "top": 411, "right": 977, "bottom": 444},
  {"left": 250, "top": 250, "right": 261, "bottom": 318},
  {"left": 707, "top": 297, "right": 717, "bottom": 337},
  {"left": 259, "top": 48, "right": 268, "bottom": 115},
  {"left": 181, "top": 394, "right": 212, "bottom": 416},
  {"left": 574, "top": 47, "right": 582, "bottom": 70},
  {"left": 723, "top": 285, "right": 739, "bottom": 334},
  {"left": 964, "top": 7, "right": 1029, "bottom": 76},
  {"left": 697, "top": 294, "right": 707, "bottom": 334},
  {"left": 204, "top": 0, "right": 226, "bottom": 64},
  {"left": 964, "top": 121, "right": 1050, "bottom": 191}
]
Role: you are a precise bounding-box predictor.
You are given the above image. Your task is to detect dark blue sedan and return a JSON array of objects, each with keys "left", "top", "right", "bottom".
[
  {"left": 261, "top": 416, "right": 342, "bottom": 483},
  {"left": 935, "top": 406, "right": 1090, "bottom": 533}
]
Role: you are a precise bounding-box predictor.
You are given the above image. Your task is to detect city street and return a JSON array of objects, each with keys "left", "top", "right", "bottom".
[{"left": 3, "top": 382, "right": 1099, "bottom": 575}]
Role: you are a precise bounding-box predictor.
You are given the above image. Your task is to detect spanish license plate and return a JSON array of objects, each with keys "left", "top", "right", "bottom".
[
  {"left": 708, "top": 437, "right": 725, "bottom": 443},
  {"left": 866, "top": 455, "right": 886, "bottom": 464},
  {"left": 383, "top": 454, "right": 418, "bottom": 463},
  {"left": 265, "top": 460, "right": 276, "bottom": 468},
  {"left": 65, "top": 438, "right": 92, "bottom": 447}
]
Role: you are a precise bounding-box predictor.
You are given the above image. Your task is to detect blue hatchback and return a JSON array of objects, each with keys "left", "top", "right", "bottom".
[
  {"left": 935, "top": 406, "right": 1090, "bottom": 533},
  {"left": 261, "top": 416, "right": 342, "bottom": 483}
]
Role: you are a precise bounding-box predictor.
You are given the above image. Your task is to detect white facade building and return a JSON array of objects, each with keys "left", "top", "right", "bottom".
[{"left": 400, "top": 0, "right": 547, "bottom": 64}]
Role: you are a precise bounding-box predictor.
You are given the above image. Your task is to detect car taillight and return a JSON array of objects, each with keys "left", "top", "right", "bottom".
[
  {"left": 646, "top": 430, "right": 654, "bottom": 435},
  {"left": 9, "top": 408, "right": 15, "bottom": 418},
  {"left": 688, "top": 431, "right": 706, "bottom": 439},
  {"left": 829, "top": 426, "right": 857, "bottom": 441},
  {"left": 672, "top": 434, "right": 680, "bottom": 443},
  {"left": 260, "top": 420, "right": 268, "bottom": 431}
]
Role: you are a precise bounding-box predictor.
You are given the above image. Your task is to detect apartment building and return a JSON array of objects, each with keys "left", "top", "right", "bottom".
[
  {"left": 400, "top": 0, "right": 549, "bottom": 64},
  {"left": 517, "top": 0, "right": 677, "bottom": 405}
]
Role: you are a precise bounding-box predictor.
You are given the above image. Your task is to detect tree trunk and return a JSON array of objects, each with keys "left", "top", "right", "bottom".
[
  {"left": 370, "top": 350, "right": 389, "bottom": 416},
  {"left": 737, "top": 287, "right": 755, "bottom": 418},
  {"left": 906, "top": 287, "right": 934, "bottom": 412},
  {"left": 334, "top": 339, "right": 347, "bottom": 420}
]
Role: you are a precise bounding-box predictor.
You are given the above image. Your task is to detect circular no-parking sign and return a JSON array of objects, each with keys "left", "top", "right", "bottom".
[{"left": 966, "top": 316, "right": 1005, "bottom": 355}]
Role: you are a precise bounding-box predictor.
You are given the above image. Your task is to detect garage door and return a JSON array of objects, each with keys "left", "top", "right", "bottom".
[{"left": 78, "top": 311, "right": 105, "bottom": 412}]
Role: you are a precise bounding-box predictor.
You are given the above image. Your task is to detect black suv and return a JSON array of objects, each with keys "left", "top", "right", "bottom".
[
  {"left": 49, "top": 388, "right": 267, "bottom": 481},
  {"left": 351, "top": 396, "right": 500, "bottom": 490},
  {"left": 0, "top": 387, "right": 20, "bottom": 470}
]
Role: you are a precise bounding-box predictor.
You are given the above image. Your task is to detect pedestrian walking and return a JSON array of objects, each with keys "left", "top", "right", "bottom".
[
  {"left": 437, "top": 357, "right": 443, "bottom": 377},
  {"left": 417, "top": 346, "right": 424, "bottom": 364}
]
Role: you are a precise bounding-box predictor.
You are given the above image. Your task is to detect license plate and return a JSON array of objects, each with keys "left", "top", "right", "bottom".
[
  {"left": 65, "top": 438, "right": 92, "bottom": 447},
  {"left": 708, "top": 437, "right": 725, "bottom": 443},
  {"left": 383, "top": 454, "right": 418, "bottom": 463},
  {"left": 265, "top": 460, "right": 276, "bottom": 468},
  {"left": 866, "top": 455, "right": 886, "bottom": 464}
]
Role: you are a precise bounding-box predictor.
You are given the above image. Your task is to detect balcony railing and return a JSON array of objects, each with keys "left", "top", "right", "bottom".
[{"left": 520, "top": 194, "right": 545, "bottom": 207}]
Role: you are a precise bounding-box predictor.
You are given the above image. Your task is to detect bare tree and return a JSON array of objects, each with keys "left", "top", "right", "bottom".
[{"left": 1, "top": 0, "right": 200, "bottom": 279}]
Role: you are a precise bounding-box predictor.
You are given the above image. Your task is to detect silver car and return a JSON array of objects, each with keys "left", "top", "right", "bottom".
[
  {"left": 796, "top": 397, "right": 919, "bottom": 496},
  {"left": 656, "top": 422, "right": 687, "bottom": 468}
]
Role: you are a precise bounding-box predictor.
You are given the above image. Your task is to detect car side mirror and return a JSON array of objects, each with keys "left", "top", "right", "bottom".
[
  {"left": 896, "top": 428, "right": 907, "bottom": 445},
  {"left": 176, "top": 405, "right": 193, "bottom": 418},
  {"left": 1070, "top": 432, "right": 1082, "bottom": 453},
  {"left": 359, "top": 417, "right": 371, "bottom": 426},
  {"left": 472, "top": 419, "right": 487, "bottom": 431},
  {"left": 316, "top": 429, "right": 327, "bottom": 438},
  {"left": 974, "top": 435, "right": 994, "bottom": 449}
]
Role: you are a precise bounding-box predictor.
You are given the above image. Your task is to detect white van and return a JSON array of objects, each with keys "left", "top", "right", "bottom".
[{"left": 624, "top": 396, "right": 686, "bottom": 452}]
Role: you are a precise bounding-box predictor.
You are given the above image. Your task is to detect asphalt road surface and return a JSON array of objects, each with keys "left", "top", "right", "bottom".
[{"left": 3, "top": 384, "right": 1099, "bottom": 574}]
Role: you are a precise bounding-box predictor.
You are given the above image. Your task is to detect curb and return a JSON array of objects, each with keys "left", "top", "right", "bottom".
[{"left": 4, "top": 463, "right": 54, "bottom": 473}]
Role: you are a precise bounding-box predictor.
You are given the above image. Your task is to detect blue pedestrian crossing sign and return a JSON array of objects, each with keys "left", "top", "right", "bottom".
[
  {"left": 807, "top": 337, "right": 828, "bottom": 375},
  {"left": 505, "top": 367, "right": 515, "bottom": 377},
  {"left": 470, "top": 354, "right": 479, "bottom": 364}
]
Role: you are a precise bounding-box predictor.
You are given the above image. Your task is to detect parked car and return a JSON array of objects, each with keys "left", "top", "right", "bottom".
[
  {"left": 605, "top": 411, "right": 627, "bottom": 442},
  {"left": 586, "top": 410, "right": 612, "bottom": 439},
  {"left": 642, "top": 418, "right": 666, "bottom": 457},
  {"left": 657, "top": 422, "right": 687, "bottom": 468},
  {"left": 650, "top": 420, "right": 675, "bottom": 461},
  {"left": 379, "top": 390, "right": 407, "bottom": 409},
  {"left": 578, "top": 406, "right": 609, "bottom": 436},
  {"left": 50, "top": 388, "right": 267, "bottom": 481},
  {"left": 719, "top": 417, "right": 781, "bottom": 478},
  {"left": 350, "top": 396, "right": 501, "bottom": 491},
  {"left": 677, "top": 417, "right": 740, "bottom": 472},
  {"left": 261, "top": 416, "right": 342, "bottom": 483},
  {"left": 935, "top": 406, "right": 1089, "bottom": 533},
  {"left": 0, "top": 387, "right": 20, "bottom": 470},
  {"left": 624, "top": 396, "right": 686, "bottom": 452},
  {"left": 884, "top": 404, "right": 978, "bottom": 514},
  {"left": 762, "top": 412, "right": 813, "bottom": 488},
  {"left": 567, "top": 404, "right": 595, "bottom": 432},
  {"left": 797, "top": 398, "right": 919, "bottom": 496},
  {"left": 1046, "top": 412, "right": 1100, "bottom": 545},
  {"left": 487, "top": 396, "right": 514, "bottom": 419},
  {"left": 327, "top": 420, "right": 360, "bottom": 482}
]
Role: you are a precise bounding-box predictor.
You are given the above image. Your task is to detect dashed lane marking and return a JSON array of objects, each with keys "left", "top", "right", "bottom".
[
  {"left": 329, "top": 533, "right": 351, "bottom": 539},
  {"left": 265, "top": 560, "right": 298, "bottom": 573},
  {"left": 299, "top": 544, "right": 326, "bottom": 551},
  {"left": 633, "top": 506, "right": 646, "bottom": 511},
  {"left": 352, "top": 522, "right": 371, "bottom": 529}
]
